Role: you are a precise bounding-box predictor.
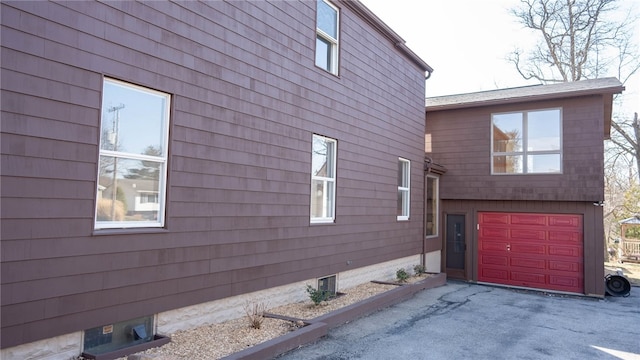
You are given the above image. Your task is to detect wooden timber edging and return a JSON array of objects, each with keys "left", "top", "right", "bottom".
[{"left": 220, "top": 273, "right": 447, "bottom": 360}]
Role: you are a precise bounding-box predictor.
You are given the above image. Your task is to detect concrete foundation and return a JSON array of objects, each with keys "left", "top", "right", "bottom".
[{"left": 1, "top": 254, "right": 428, "bottom": 360}]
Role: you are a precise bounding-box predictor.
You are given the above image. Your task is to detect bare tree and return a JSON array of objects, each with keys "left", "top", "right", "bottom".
[
  {"left": 509, "top": 0, "right": 640, "bottom": 183},
  {"left": 509, "top": 0, "right": 639, "bottom": 83},
  {"left": 610, "top": 112, "right": 640, "bottom": 181}
]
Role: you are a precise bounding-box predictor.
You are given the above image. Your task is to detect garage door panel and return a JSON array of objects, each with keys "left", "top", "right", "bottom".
[
  {"left": 548, "top": 215, "right": 581, "bottom": 228},
  {"left": 511, "top": 271, "right": 546, "bottom": 285},
  {"left": 549, "top": 260, "right": 580, "bottom": 272},
  {"left": 549, "top": 231, "right": 580, "bottom": 243},
  {"left": 510, "top": 243, "right": 546, "bottom": 255},
  {"left": 480, "top": 227, "right": 509, "bottom": 239},
  {"left": 510, "top": 229, "right": 546, "bottom": 241},
  {"left": 480, "top": 267, "right": 509, "bottom": 281},
  {"left": 480, "top": 254, "right": 509, "bottom": 266},
  {"left": 480, "top": 240, "right": 508, "bottom": 252},
  {"left": 511, "top": 214, "right": 547, "bottom": 226},
  {"left": 549, "top": 245, "right": 581, "bottom": 258},
  {"left": 478, "top": 212, "right": 583, "bottom": 294},
  {"left": 510, "top": 257, "right": 546, "bottom": 270},
  {"left": 479, "top": 212, "right": 510, "bottom": 225},
  {"left": 549, "top": 275, "right": 582, "bottom": 289}
]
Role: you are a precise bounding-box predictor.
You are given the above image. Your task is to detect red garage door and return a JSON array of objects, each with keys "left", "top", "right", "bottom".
[{"left": 478, "top": 212, "right": 583, "bottom": 294}]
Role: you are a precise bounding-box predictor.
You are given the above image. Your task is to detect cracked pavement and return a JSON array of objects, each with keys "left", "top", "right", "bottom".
[{"left": 276, "top": 282, "right": 640, "bottom": 360}]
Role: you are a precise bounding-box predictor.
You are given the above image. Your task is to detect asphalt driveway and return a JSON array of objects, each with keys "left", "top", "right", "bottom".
[{"left": 276, "top": 282, "right": 640, "bottom": 360}]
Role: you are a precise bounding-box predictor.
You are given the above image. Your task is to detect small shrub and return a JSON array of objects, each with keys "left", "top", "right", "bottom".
[
  {"left": 396, "top": 268, "right": 409, "bottom": 283},
  {"left": 413, "top": 264, "right": 426, "bottom": 275},
  {"left": 306, "top": 284, "right": 329, "bottom": 305},
  {"left": 244, "top": 301, "right": 268, "bottom": 329}
]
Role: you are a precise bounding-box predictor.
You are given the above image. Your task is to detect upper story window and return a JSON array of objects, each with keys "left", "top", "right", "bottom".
[
  {"left": 491, "top": 108, "right": 562, "bottom": 174},
  {"left": 425, "top": 175, "right": 439, "bottom": 237},
  {"left": 95, "top": 78, "right": 170, "bottom": 229},
  {"left": 311, "top": 134, "right": 337, "bottom": 223},
  {"left": 315, "top": 0, "right": 339, "bottom": 74},
  {"left": 397, "top": 158, "right": 410, "bottom": 220}
]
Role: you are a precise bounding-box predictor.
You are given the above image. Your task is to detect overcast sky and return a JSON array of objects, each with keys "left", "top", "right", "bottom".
[{"left": 360, "top": 0, "right": 639, "bottom": 115}]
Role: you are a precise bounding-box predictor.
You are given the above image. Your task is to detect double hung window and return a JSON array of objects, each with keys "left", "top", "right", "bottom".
[
  {"left": 311, "top": 135, "right": 337, "bottom": 223},
  {"left": 316, "top": 0, "right": 339, "bottom": 74},
  {"left": 397, "top": 158, "right": 410, "bottom": 220},
  {"left": 492, "top": 108, "right": 562, "bottom": 174},
  {"left": 425, "top": 175, "right": 439, "bottom": 236},
  {"left": 95, "top": 78, "right": 170, "bottom": 229}
]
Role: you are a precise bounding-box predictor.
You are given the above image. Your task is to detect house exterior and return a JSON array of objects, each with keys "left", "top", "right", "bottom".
[
  {"left": 0, "top": 0, "right": 433, "bottom": 358},
  {"left": 425, "top": 78, "right": 624, "bottom": 297}
]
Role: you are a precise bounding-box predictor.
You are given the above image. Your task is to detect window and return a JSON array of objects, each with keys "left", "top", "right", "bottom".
[
  {"left": 397, "top": 158, "right": 410, "bottom": 220},
  {"left": 315, "top": 0, "right": 339, "bottom": 74},
  {"left": 139, "top": 192, "right": 159, "bottom": 204},
  {"left": 95, "top": 78, "right": 170, "bottom": 229},
  {"left": 311, "top": 135, "right": 337, "bottom": 223},
  {"left": 425, "top": 175, "right": 439, "bottom": 237},
  {"left": 83, "top": 315, "right": 154, "bottom": 356},
  {"left": 492, "top": 108, "right": 562, "bottom": 174},
  {"left": 317, "top": 275, "right": 337, "bottom": 297}
]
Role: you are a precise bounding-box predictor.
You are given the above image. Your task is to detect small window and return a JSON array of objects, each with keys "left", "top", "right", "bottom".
[
  {"left": 83, "top": 315, "right": 154, "bottom": 356},
  {"left": 492, "top": 108, "right": 562, "bottom": 174},
  {"left": 397, "top": 158, "right": 410, "bottom": 220},
  {"left": 425, "top": 175, "right": 439, "bottom": 237},
  {"left": 311, "top": 135, "right": 337, "bottom": 223},
  {"left": 315, "top": 0, "right": 339, "bottom": 74},
  {"left": 317, "top": 275, "right": 337, "bottom": 297},
  {"left": 95, "top": 78, "right": 170, "bottom": 229}
]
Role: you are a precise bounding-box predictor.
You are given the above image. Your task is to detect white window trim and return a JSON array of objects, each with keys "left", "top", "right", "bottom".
[
  {"left": 94, "top": 78, "right": 170, "bottom": 230},
  {"left": 425, "top": 174, "right": 439, "bottom": 238},
  {"left": 491, "top": 107, "right": 563, "bottom": 175},
  {"left": 316, "top": 0, "right": 339, "bottom": 74},
  {"left": 311, "top": 135, "right": 337, "bottom": 224},
  {"left": 397, "top": 158, "right": 410, "bottom": 221}
]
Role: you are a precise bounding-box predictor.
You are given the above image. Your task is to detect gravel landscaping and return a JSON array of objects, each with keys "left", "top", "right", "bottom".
[{"left": 124, "top": 277, "right": 431, "bottom": 360}]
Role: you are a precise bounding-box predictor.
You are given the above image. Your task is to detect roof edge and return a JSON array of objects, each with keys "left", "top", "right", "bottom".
[
  {"left": 339, "top": 0, "right": 433, "bottom": 73},
  {"left": 426, "top": 78, "right": 625, "bottom": 111}
]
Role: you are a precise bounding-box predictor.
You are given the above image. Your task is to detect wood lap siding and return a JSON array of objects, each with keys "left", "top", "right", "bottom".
[
  {"left": 426, "top": 97, "right": 606, "bottom": 202},
  {"left": 0, "top": 0, "right": 426, "bottom": 348}
]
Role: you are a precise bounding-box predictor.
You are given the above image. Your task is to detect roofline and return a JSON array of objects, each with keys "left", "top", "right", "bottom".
[
  {"left": 425, "top": 78, "right": 624, "bottom": 140},
  {"left": 339, "top": 0, "right": 433, "bottom": 75},
  {"left": 425, "top": 81, "right": 624, "bottom": 112}
]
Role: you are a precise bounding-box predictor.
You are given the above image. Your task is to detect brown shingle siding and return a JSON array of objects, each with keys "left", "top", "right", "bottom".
[
  {"left": 1, "top": 93, "right": 99, "bottom": 136},
  {"left": 427, "top": 96, "right": 607, "bottom": 202},
  {"left": 1, "top": 0, "right": 427, "bottom": 348}
]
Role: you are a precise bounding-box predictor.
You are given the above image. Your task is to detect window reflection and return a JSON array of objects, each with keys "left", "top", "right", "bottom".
[
  {"left": 95, "top": 78, "right": 169, "bottom": 229},
  {"left": 317, "top": 0, "right": 337, "bottom": 38},
  {"left": 397, "top": 158, "right": 410, "bottom": 219},
  {"left": 311, "top": 135, "right": 336, "bottom": 222},
  {"left": 491, "top": 109, "right": 561, "bottom": 174}
]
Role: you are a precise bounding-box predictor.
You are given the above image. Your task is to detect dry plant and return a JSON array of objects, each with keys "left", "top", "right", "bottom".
[{"left": 244, "top": 301, "right": 268, "bottom": 329}]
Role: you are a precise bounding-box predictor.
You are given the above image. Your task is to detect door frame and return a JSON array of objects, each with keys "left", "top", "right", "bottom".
[{"left": 444, "top": 212, "right": 470, "bottom": 280}]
